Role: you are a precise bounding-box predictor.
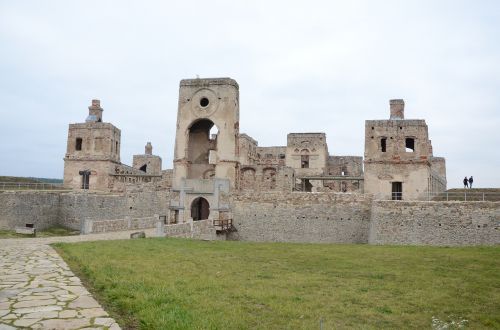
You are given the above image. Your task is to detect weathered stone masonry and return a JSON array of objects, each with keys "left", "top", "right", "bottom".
[
  {"left": 1, "top": 190, "right": 498, "bottom": 245},
  {"left": 230, "top": 192, "right": 372, "bottom": 243},
  {"left": 2, "top": 77, "right": 498, "bottom": 246},
  {"left": 0, "top": 189, "right": 169, "bottom": 232},
  {"left": 369, "top": 201, "right": 500, "bottom": 246}
]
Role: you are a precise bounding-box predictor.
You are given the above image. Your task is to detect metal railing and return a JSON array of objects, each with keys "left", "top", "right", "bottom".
[
  {"left": 0, "top": 182, "right": 69, "bottom": 191},
  {"left": 428, "top": 191, "right": 500, "bottom": 202},
  {"left": 213, "top": 219, "right": 233, "bottom": 231}
]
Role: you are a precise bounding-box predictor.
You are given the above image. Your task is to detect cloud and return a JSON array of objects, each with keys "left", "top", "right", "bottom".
[{"left": 0, "top": 0, "right": 499, "bottom": 187}]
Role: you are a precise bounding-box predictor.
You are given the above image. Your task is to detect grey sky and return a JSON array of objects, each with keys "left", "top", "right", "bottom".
[{"left": 1, "top": 0, "right": 499, "bottom": 188}]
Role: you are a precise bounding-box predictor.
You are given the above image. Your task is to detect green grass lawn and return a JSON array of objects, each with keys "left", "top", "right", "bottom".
[
  {"left": 0, "top": 226, "right": 79, "bottom": 238},
  {"left": 54, "top": 239, "right": 500, "bottom": 329}
]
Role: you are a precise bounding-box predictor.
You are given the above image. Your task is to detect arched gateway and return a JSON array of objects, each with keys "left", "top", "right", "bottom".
[{"left": 191, "top": 197, "right": 210, "bottom": 221}]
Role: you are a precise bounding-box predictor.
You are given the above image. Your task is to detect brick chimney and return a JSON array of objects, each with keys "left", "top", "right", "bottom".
[
  {"left": 145, "top": 142, "right": 153, "bottom": 155},
  {"left": 390, "top": 99, "right": 404, "bottom": 120},
  {"left": 88, "top": 99, "right": 103, "bottom": 122}
]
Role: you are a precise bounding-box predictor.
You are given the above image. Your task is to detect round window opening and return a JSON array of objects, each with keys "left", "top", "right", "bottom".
[{"left": 200, "top": 97, "right": 209, "bottom": 107}]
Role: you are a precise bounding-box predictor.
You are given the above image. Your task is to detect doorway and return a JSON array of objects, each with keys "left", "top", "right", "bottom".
[{"left": 191, "top": 197, "right": 210, "bottom": 221}]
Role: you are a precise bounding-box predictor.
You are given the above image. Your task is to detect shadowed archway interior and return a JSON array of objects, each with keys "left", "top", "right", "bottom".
[{"left": 191, "top": 197, "right": 210, "bottom": 221}]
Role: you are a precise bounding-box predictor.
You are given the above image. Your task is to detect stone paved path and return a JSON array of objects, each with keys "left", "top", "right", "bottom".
[{"left": 0, "top": 229, "right": 155, "bottom": 330}]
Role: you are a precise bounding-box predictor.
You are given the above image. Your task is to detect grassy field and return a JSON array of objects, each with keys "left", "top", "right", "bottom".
[
  {"left": 0, "top": 226, "right": 79, "bottom": 238},
  {"left": 54, "top": 239, "right": 500, "bottom": 329}
]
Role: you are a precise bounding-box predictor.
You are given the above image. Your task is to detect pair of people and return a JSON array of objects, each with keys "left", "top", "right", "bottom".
[{"left": 463, "top": 176, "right": 473, "bottom": 188}]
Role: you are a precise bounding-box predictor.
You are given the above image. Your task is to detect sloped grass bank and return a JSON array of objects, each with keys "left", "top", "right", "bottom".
[{"left": 54, "top": 239, "right": 499, "bottom": 329}]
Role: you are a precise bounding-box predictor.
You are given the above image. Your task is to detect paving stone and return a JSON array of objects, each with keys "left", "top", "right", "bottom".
[
  {"left": 0, "top": 314, "right": 16, "bottom": 320},
  {"left": 14, "top": 317, "right": 41, "bottom": 327},
  {"left": 13, "top": 303, "right": 63, "bottom": 314},
  {"left": 62, "top": 285, "right": 90, "bottom": 295},
  {"left": 0, "top": 311, "right": 8, "bottom": 318},
  {"left": 35, "top": 317, "right": 91, "bottom": 329},
  {"left": 23, "top": 310, "right": 59, "bottom": 319},
  {"left": 109, "top": 322, "right": 122, "bottom": 330},
  {"left": 0, "top": 323, "right": 17, "bottom": 330},
  {"left": 59, "top": 309, "right": 78, "bottom": 318},
  {"left": 13, "top": 298, "right": 57, "bottom": 308},
  {"left": 18, "top": 294, "right": 54, "bottom": 301},
  {"left": 69, "top": 296, "right": 100, "bottom": 309},
  {"left": 79, "top": 308, "right": 108, "bottom": 318},
  {"left": 94, "top": 317, "right": 115, "bottom": 326}
]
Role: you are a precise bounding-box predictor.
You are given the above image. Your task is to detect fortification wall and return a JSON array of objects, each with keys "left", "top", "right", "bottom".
[
  {"left": 369, "top": 201, "right": 500, "bottom": 246},
  {"left": 0, "top": 190, "right": 170, "bottom": 232},
  {"left": 59, "top": 190, "right": 170, "bottom": 230},
  {"left": 0, "top": 191, "right": 61, "bottom": 230},
  {"left": 230, "top": 192, "right": 372, "bottom": 243}
]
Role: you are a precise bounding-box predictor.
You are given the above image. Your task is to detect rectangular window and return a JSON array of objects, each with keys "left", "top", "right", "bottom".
[
  {"left": 405, "top": 138, "right": 415, "bottom": 152},
  {"left": 301, "top": 155, "right": 309, "bottom": 168},
  {"left": 392, "top": 182, "right": 402, "bottom": 200},
  {"left": 75, "top": 138, "right": 82, "bottom": 151},
  {"left": 381, "top": 138, "right": 387, "bottom": 152},
  {"left": 79, "top": 170, "right": 90, "bottom": 189}
]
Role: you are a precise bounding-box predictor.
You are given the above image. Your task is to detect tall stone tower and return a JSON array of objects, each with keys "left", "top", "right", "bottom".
[
  {"left": 170, "top": 78, "right": 239, "bottom": 223},
  {"left": 173, "top": 78, "right": 240, "bottom": 187},
  {"left": 63, "top": 100, "right": 121, "bottom": 190},
  {"left": 364, "top": 99, "right": 446, "bottom": 200}
]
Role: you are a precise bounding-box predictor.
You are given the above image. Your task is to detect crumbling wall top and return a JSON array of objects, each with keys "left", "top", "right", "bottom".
[{"left": 180, "top": 77, "right": 239, "bottom": 89}]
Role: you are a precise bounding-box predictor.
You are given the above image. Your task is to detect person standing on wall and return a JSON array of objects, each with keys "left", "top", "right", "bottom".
[
  {"left": 469, "top": 176, "right": 473, "bottom": 189},
  {"left": 463, "top": 177, "right": 469, "bottom": 188}
]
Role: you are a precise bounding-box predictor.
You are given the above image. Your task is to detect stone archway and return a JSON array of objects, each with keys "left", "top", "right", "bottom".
[{"left": 191, "top": 197, "right": 210, "bottom": 221}]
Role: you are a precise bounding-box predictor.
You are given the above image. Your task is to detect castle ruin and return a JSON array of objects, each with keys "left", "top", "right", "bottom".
[{"left": 1, "top": 78, "right": 497, "bottom": 246}]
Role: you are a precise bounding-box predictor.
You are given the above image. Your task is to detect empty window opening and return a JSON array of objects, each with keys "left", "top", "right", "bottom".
[
  {"left": 115, "top": 141, "right": 118, "bottom": 153},
  {"left": 381, "top": 138, "right": 387, "bottom": 152},
  {"left": 200, "top": 97, "right": 209, "bottom": 107},
  {"left": 303, "top": 179, "right": 313, "bottom": 192},
  {"left": 301, "top": 155, "right": 309, "bottom": 168},
  {"left": 209, "top": 125, "right": 219, "bottom": 140},
  {"left": 392, "top": 182, "right": 402, "bottom": 200},
  {"left": 405, "top": 138, "right": 415, "bottom": 152},
  {"left": 79, "top": 170, "right": 90, "bottom": 189},
  {"left": 139, "top": 164, "right": 147, "bottom": 172},
  {"left": 188, "top": 119, "right": 218, "bottom": 179},
  {"left": 75, "top": 138, "right": 82, "bottom": 151},
  {"left": 341, "top": 166, "right": 348, "bottom": 176},
  {"left": 191, "top": 197, "right": 210, "bottom": 221}
]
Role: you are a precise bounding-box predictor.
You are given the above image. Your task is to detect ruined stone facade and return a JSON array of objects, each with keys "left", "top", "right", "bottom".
[
  {"left": 4, "top": 76, "right": 493, "bottom": 246},
  {"left": 63, "top": 100, "right": 169, "bottom": 192},
  {"left": 62, "top": 78, "right": 447, "bottom": 226},
  {"left": 364, "top": 99, "right": 447, "bottom": 200}
]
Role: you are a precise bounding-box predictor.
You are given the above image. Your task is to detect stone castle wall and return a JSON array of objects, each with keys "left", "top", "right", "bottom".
[
  {"left": 369, "top": 201, "right": 500, "bottom": 246},
  {"left": 1, "top": 190, "right": 498, "bottom": 245},
  {"left": 0, "top": 190, "right": 169, "bottom": 232},
  {"left": 0, "top": 191, "right": 61, "bottom": 230},
  {"left": 230, "top": 192, "right": 372, "bottom": 243},
  {"left": 59, "top": 190, "right": 170, "bottom": 230}
]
